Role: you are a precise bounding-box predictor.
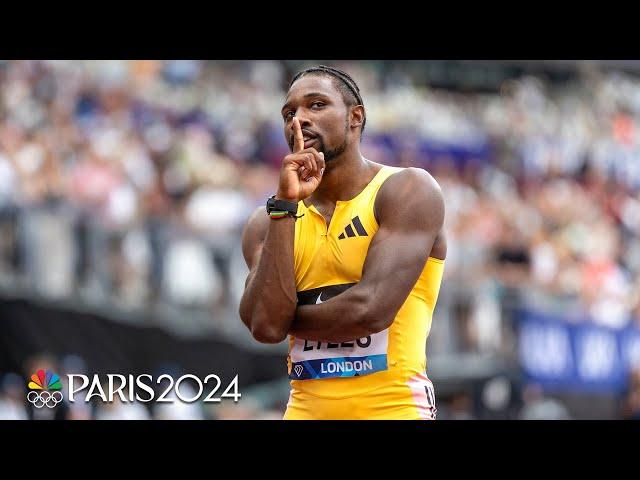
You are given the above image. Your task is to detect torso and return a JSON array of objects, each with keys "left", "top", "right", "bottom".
[{"left": 286, "top": 165, "right": 446, "bottom": 406}]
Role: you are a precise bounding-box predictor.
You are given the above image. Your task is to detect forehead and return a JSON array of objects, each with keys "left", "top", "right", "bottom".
[{"left": 285, "top": 75, "right": 341, "bottom": 103}]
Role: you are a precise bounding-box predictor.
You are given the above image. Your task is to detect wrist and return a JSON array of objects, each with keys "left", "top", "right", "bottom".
[
  {"left": 275, "top": 192, "right": 298, "bottom": 203},
  {"left": 266, "top": 195, "right": 301, "bottom": 220},
  {"left": 268, "top": 210, "right": 296, "bottom": 220}
]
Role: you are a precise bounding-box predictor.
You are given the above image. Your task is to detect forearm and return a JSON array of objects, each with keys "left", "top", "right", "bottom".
[
  {"left": 239, "top": 217, "right": 298, "bottom": 342},
  {"left": 289, "top": 286, "right": 384, "bottom": 342},
  {"left": 239, "top": 120, "right": 326, "bottom": 343}
]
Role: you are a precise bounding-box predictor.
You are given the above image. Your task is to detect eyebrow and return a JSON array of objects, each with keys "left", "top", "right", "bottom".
[{"left": 281, "top": 92, "right": 330, "bottom": 114}]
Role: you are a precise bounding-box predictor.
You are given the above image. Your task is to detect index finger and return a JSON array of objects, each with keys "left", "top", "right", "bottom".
[{"left": 292, "top": 117, "right": 304, "bottom": 152}]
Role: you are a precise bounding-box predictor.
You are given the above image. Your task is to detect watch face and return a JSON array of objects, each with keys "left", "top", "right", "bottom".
[
  {"left": 279, "top": 199, "right": 297, "bottom": 213},
  {"left": 267, "top": 196, "right": 296, "bottom": 214}
]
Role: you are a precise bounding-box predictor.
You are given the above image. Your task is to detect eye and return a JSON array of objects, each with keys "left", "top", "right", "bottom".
[
  {"left": 283, "top": 111, "right": 294, "bottom": 121},
  {"left": 311, "top": 101, "right": 325, "bottom": 109}
]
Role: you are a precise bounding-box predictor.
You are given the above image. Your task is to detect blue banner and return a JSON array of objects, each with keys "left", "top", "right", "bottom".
[
  {"left": 290, "top": 354, "right": 388, "bottom": 380},
  {"left": 517, "top": 310, "right": 640, "bottom": 393}
]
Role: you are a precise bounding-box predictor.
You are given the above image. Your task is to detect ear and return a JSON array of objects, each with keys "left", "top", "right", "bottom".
[{"left": 350, "top": 105, "right": 365, "bottom": 130}]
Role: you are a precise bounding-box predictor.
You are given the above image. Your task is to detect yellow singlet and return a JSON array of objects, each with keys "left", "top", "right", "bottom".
[{"left": 283, "top": 166, "right": 445, "bottom": 420}]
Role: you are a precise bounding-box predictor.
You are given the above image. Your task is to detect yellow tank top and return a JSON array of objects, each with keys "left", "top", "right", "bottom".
[{"left": 287, "top": 165, "right": 445, "bottom": 399}]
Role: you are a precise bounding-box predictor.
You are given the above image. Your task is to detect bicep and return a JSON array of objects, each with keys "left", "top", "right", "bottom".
[
  {"left": 358, "top": 169, "right": 444, "bottom": 316},
  {"left": 360, "top": 226, "right": 435, "bottom": 297},
  {"left": 241, "top": 206, "right": 269, "bottom": 273}
]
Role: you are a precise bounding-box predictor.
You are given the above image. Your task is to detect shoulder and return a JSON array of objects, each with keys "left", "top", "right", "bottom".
[
  {"left": 381, "top": 166, "right": 442, "bottom": 196},
  {"left": 375, "top": 167, "right": 444, "bottom": 225}
]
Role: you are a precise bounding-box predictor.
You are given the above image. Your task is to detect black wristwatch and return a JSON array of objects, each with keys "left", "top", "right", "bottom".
[{"left": 266, "top": 195, "right": 299, "bottom": 217}]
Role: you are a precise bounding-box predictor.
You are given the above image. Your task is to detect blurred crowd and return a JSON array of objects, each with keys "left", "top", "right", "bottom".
[
  {"left": 430, "top": 71, "right": 640, "bottom": 357},
  {"left": 2, "top": 60, "right": 640, "bottom": 419}
]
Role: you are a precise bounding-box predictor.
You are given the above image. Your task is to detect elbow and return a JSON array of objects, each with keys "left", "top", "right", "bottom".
[
  {"left": 240, "top": 308, "right": 289, "bottom": 344},
  {"left": 351, "top": 291, "right": 394, "bottom": 335},
  {"left": 251, "top": 323, "right": 288, "bottom": 344},
  {"left": 359, "top": 311, "right": 394, "bottom": 335}
]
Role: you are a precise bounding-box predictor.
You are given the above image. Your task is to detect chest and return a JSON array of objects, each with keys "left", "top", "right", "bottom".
[
  {"left": 314, "top": 204, "right": 335, "bottom": 229},
  {"left": 294, "top": 202, "right": 377, "bottom": 288}
]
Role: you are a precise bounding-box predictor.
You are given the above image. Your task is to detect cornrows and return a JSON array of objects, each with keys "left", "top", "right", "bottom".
[{"left": 289, "top": 65, "right": 366, "bottom": 133}]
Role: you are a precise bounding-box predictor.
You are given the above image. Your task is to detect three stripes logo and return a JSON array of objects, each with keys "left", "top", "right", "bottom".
[{"left": 338, "top": 216, "right": 368, "bottom": 240}]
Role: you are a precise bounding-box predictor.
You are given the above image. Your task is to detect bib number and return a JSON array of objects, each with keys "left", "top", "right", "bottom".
[{"left": 289, "top": 330, "right": 389, "bottom": 380}]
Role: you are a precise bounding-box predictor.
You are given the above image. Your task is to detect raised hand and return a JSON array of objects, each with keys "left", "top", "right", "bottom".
[{"left": 276, "top": 117, "right": 326, "bottom": 202}]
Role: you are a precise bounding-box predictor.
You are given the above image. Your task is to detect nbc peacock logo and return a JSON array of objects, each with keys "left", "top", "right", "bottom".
[{"left": 27, "top": 369, "right": 63, "bottom": 409}]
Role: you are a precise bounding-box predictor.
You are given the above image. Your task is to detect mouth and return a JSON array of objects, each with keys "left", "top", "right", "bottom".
[
  {"left": 302, "top": 130, "right": 319, "bottom": 149},
  {"left": 301, "top": 129, "right": 318, "bottom": 149},
  {"left": 303, "top": 137, "right": 318, "bottom": 149}
]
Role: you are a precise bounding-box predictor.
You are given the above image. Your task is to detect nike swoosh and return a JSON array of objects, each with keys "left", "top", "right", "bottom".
[{"left": 315, "top": 293, "right": 324, "bottom": 304}]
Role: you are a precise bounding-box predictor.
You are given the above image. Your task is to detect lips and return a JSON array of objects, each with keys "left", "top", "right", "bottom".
[
  {"left": 290, "top": 129, "right": 319, "bottom": 150},
  {"left": 302, "top": 130, "right": 318, "bottom": 149},
  {"left": 301, "top": 129, "right": 317, "bottom": 140}
]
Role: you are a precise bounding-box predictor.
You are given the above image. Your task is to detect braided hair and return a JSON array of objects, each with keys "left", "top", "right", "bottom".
[{"left": 289, "top": 65, "right": 366, "bottom": 134}]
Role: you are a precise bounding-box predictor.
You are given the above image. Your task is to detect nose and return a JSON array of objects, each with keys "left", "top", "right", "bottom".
[{"left": 293, "top": 108, "right": 312, "bottom": 128}]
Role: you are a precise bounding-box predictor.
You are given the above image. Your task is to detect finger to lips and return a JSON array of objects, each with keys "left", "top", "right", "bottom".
[{"left": 293, "top": 117, "right": 304, "bottom": 153}]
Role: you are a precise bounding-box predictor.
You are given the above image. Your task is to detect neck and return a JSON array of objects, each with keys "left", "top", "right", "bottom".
[{"left": 310, "top": 143, "right": 375, "bottom": 204}]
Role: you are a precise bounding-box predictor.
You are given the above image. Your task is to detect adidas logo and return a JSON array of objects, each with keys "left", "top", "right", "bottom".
[{"left": 338, "top": 216, "right": 368, "bottom": 240}]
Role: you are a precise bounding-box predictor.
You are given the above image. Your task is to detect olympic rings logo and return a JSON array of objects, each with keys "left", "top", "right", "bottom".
[{"left": 27, "top": 390, "right": 64, "bottom": 409}]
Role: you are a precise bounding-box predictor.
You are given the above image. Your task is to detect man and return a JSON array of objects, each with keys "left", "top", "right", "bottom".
[{"left": 239, "top": 65, "right": 446, "bottom": 419}]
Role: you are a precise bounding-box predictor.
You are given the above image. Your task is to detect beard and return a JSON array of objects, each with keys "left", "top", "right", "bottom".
[{"left": 316, "top": 136, "right": 348, "bottom": 163}]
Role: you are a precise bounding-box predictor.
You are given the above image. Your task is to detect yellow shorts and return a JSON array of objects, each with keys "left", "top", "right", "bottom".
[{"left": 283, "top": 372, "right": 436, "bottom": 420}]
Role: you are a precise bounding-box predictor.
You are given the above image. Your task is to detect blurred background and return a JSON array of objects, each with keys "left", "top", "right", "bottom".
[{"left": 1, "top": 60, "right": 640, "bottom": 420}]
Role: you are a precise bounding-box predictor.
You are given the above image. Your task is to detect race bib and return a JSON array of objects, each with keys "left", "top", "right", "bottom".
[{"left": 289, "top": 284, "right": 389, "bottom": 380}]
